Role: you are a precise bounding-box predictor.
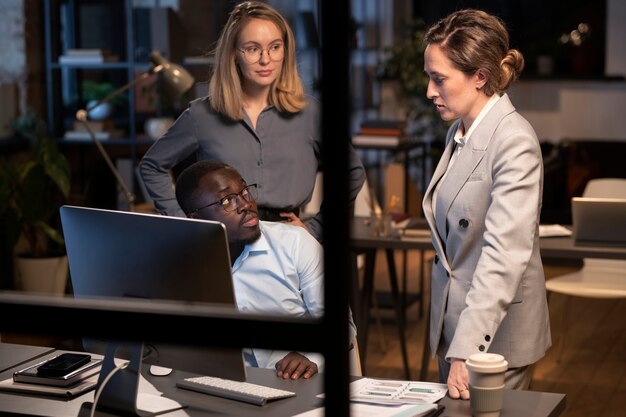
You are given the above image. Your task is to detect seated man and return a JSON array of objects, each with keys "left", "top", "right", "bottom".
[{"left": 175, "top": 160, "right": 357, "bottom": 380}]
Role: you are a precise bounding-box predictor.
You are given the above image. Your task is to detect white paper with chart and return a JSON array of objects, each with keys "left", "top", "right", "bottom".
[{"left": 350, "top": 378, "right": 448, "bottom": 404}]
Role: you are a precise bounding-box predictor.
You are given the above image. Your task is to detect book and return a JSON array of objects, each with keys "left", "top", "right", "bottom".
[
  {"left": 356, "top": 119, "right": 407, "bottom": 145},
  {"left": 183, "top": 55, "right": 216, "bottom": 65},
  {"left": 13, "top": 357, "right": 102, "bottom": 387},
  {"left": 63, "top": 129, "right": 124, "bottom": 141},
  {"left": 72, "top": 119, "right": 115, "bottom": 133},
  {"left": 66, "top": 48, "right": 112, "bottom": 56},
  {"left": 58, "top": 54, "right": 119, "bottom": 64},
  {"left": 397, "top": 218, "right": 431, "bottom": 240},
  {"left": 0, "top": 374, "right": 98, "bottom": 398},
  {"left": 400, "top": 229, "right": 431, "bottom": 240},
  {"left": 360, "top": 119, "right": 407, "bottom": 130},
  {"left": 352, "top": 134, "right": 406, "bottom": 147},
  {"left": 358, "top": 127, "right": 404, "bottom": 136}
]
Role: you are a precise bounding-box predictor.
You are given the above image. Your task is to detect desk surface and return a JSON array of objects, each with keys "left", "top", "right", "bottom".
[
  {"left": 540, "top": 234, "right": 626, "bottom": 260},
  {"left": 353, "top": 217, "right": 626, "bottom": 261},
  {"left": 351, "top": 216, "right": 432, "bottom": 251},
  {"left": 0, "top": 349, "right": 323, "bottom": 417},
  {"left": 0, "top": 343, "right": 54, "bottom": 373},
  {"left": 0, "top": 344, "right": 566, "bottom": 417}
]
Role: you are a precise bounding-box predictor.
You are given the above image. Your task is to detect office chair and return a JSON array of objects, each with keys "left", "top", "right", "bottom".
[
  {"left": 350, "top": 340, "right": 363, "bottom": 376},
  {"left": 301, "top": 173, "right": 388, "bottom": 354},
  {"left": 303, "top": 173, "right": 419, "bottom": 379},
  {"left": 545, "top": 178, "right": 626, "bottom": 361}
]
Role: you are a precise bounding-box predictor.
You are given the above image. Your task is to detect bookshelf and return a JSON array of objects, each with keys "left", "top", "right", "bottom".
[
  {"left": 349, "top": 1, "right": 430, "bottom": 214},
  {"left": 42, "top": 0, "right": 230, "bottom": 209}
]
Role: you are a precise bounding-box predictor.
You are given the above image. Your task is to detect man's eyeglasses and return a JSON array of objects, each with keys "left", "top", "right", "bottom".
[
  {"left": 189, "top": 184, "right": 258, "bottom": 214},
  {"left": 238, "top": 43, "right": 284, "bottom": 64}
]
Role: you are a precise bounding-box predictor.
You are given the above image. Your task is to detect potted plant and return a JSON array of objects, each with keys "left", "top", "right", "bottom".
[
  {"left": 377, "top": 18, "right": 449, "bottom": 144},
  {"left": 0, "top": 111, "right": 71, "bottom": 294},
  {"left": 376, "top": 18, "right": 449, "bottom": 187},
  {"left": 139, "top": 76, "right": 190, "bottom": 140},
  {"left": 81, "top": 80, "right": 126, "bottom": 120}
]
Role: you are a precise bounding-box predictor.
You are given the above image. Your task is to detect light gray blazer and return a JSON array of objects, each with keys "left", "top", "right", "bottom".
[{"left": 422, "top": 94, "right": 551, "bottom": 368}]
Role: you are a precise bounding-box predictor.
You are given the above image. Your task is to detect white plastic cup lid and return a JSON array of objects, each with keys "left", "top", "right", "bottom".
[{"left": 465, "top": 353, "right": 508, "bottom": 373}]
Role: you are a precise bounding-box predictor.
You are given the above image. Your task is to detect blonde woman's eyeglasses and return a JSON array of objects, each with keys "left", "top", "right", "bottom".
[{"left": 238, "top": 43, "right": 284, "bottom": 64}]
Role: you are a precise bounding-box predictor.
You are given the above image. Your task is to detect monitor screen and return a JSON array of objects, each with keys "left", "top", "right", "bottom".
[
  {"left": 60, "top": 205, "right": 247, "bottom": 382},
  {"left": 572, "top": 197, "right": 626, "bottom": 245}
]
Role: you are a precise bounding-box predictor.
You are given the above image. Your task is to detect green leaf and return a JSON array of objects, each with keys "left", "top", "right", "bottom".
[{"left": 2, "top": 111, "right": 71, "bottom": 257}]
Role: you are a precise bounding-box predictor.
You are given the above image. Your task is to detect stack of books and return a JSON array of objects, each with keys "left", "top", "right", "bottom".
[
  {"left": 58, "top": 48, "right": 119, "bottom": 64},
  {"left": 352, "top": 119, "right": 407, "bottom": 147},
  {"left": 13, "top": 356, "right": 102, "bottom": 388},
  {"left": 398, "top": 217, "right": 431, "bottom": 241},
  {"left": 63, "top": 120, "right": 124, "bottom": 141},
  {"left": 1, "top": 354, "right": 103, "bottom": 398}
]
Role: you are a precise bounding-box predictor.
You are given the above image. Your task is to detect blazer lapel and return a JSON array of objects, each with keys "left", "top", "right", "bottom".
[
  {"left": 431, "top": 94, "right": 517, "bottom": 253},
  {"left": 423, "top": 121, "right": 460, "bottom": 267},
  {"left": 436, "top": 142, "right": 486, "bottom": 225}
]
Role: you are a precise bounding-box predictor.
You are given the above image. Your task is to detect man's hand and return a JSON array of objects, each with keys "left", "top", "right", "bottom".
[
  {"left": 447, "top": 358, "right": 470, "bottom": 400},
  {"left": 275, "top": 352, "right": 318, "bottom": 380}
]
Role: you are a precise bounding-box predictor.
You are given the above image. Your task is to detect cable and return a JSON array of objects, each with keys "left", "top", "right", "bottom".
[{"left": 89, "top": 361, "right": 129, "bottom": 417}]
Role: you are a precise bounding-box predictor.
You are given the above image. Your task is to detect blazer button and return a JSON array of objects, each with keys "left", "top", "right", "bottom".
[
  {"left": 485, "top": 335, "right": 491, "bottom": 342},
  {"left": 459, "top": 219, "right": 469, "bottom": 228},
  {"left": 478, "top": 345, "right": 485, "bottom": 352},
  {"left": 434, "top": 255, "right": 439, "bottom": 264}
]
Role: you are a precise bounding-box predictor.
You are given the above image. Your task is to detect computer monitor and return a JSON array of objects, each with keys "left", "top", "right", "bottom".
[
  {"left": 60, "top": 205, "right": 247, "bottom": 414},
  {"left": 572, "top": 197, "right": 626, "bottom": 245}
]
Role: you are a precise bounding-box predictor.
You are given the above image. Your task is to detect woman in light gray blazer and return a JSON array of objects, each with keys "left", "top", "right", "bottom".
[{"left": 421, "top": 9, "right": 551, "bottom": 399}]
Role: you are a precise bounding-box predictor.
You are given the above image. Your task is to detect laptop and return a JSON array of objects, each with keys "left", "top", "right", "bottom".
[
  {"left": 60, "top": 205, "right": 247, "bottom": 381},
  {"left": 571, "top": 197, "right": 626, "bottom": 245}
]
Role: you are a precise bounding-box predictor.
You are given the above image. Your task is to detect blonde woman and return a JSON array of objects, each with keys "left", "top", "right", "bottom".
[{"left": 140, "top": 1, "right": 365, "bottom": 242}]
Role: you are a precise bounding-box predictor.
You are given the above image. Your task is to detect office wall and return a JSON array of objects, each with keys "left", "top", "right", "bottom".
[
  {"left": 510, "top": 80, "right": 626, "bottom": 143},
  {"left": 0, "top": 0, "right": 46, "bottom": 120},
  {"left": 606, "top": 0, "right": 626, "bottom": 76},
  {"left": 510, "top": 0, "right": 626, "bottom": 143},
  {"left": 0, "top": 0, "right": 25, "bottom": 129},
  {"left": 0, "top": 0, "right": 25, "bottom": 84}
]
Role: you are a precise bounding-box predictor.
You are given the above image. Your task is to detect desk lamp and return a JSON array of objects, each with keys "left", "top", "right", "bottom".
[{"left": 75, "top": 51, "right": 194, "bottom": 211}]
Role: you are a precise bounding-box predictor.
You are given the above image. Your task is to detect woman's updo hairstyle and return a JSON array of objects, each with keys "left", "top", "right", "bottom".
[{"left": 424, "top": 9, "right": 524, "bottom": 96}]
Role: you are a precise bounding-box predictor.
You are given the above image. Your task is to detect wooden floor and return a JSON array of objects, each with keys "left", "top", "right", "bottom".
[{"left": 361, "top": 249, "right": 626, "bottom": 417}]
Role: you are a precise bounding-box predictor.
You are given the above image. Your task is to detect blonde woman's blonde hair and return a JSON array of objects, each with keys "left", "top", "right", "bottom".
[{"left": 209, "top": 1, "right": 307, "bottom": 120}]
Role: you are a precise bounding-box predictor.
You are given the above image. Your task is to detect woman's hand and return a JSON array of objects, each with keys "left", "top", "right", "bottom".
[
  {"left": 280, "top": 212, "right": 308, "bottom": 230},
  {"left": 447, "top": 358, "right": 470, "bottom": 400}
]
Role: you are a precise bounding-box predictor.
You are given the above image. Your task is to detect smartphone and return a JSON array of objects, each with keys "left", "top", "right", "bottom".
[{"left": 36, "top": 353, "right": 92, "bottom": 377}]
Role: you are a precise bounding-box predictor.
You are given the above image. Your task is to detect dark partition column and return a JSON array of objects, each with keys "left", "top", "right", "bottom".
[{"left": 320, "top": 0, "right": 351, "bottom": 415}]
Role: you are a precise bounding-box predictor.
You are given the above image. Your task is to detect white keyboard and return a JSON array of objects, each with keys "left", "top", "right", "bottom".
[{"left": 176, "top": 376, "right": 296, "bottom": 406}]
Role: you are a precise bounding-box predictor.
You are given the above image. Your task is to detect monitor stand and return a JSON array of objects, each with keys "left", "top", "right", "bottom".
[{"left": 78, "top": 342, "right": 185, "bottom": 416}]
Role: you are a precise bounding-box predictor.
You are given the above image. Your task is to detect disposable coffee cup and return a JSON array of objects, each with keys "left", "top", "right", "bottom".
[{"left": 465, "top": 353, "right": 508, "bottom": 417}]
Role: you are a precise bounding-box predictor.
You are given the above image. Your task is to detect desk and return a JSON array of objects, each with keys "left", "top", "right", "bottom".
[
  {"left": 353, "top": 140, "right": 428, "bottom": 212},
  {"left": 0, "top": 343, "right": 566, "bottom": 417},
  {"left": 351, "top": 216, "right": 433, "bottom": 380},
  {"left": 351, "top": 220, "right": 626, "bottom": 382},
  {"left": 540, "top": 234, "right": 626, "bottom": 260},
  {"left": 0, "top": 342, "right": 54, "bottom": 373},
  {"left": 0, "top": 347, "right": 322, "bottom": 417}
]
